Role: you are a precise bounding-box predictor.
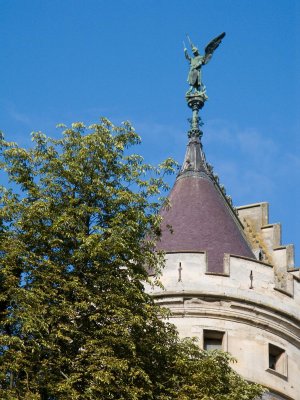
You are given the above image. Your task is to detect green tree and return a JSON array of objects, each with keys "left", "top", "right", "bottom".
[{"left": 0, "top": 120, "right": 265, "bottom": 399}]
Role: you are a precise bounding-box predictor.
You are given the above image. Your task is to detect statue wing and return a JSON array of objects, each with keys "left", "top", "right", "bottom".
[{"left": 203, "top": 32, "right": 226, "bottom": 65}]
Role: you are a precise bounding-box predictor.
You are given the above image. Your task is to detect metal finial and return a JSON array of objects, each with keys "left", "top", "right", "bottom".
[{"left": 183, "top": 33, "right": 225, "bottom": 142}]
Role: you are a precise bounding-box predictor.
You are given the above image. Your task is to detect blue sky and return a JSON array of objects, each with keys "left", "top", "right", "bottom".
[{"left": 1, "top": 0, "right": 299, "bottom": 264}]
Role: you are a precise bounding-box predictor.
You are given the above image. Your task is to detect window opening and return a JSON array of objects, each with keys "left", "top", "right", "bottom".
[
  {"left": 268, "top": 343, "right": 286, "bottom": 375},
  {"left": 203, "top": 330, "right": 224, "bottom": 351}
]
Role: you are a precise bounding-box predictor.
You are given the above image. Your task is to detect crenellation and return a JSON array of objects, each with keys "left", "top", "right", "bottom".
[
  {"left": 149, "top": 252, "right": 300, "bottom": 316},
  {"left": 237, "top": 203, "right": 298, "bottom": 279},
  {"left": 273, "top": 245, "right": 295, "bottom": 268},
  {"left": 272, "top": 245, "right": 295, "bottom": 295},
  {"left": 261, "top": 223, "right": 281, "bottom": 252},
  {"left": 237, "top": 202, "right": 269, "bottom": 231}
]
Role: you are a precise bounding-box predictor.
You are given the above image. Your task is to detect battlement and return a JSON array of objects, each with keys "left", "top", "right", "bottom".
[
  {"left": 150, "top": 251, "right": 300, "bottom": 316},
  {"left": 237, "top": 202, "right": 299, "bottom": 296}
]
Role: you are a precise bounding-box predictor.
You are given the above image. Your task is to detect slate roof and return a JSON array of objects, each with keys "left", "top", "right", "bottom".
[{"left": 156, "top": 133, "right": 255, "bottom": 273}]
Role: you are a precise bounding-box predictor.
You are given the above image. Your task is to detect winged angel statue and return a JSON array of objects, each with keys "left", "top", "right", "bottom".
[{"left": 184, "top": 32, "right": 226, "bottom": 95}]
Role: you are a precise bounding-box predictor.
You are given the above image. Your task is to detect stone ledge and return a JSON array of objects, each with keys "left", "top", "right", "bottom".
[
  {"left": 274, "top": 286, "right": 294, "bottom": 298},
  {"left": 266, "top": 368, "right": 288, "bottom": 381}
]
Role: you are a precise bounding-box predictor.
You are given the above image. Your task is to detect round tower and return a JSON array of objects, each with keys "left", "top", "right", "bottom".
[{"left": 148, "top": 34, "right": 300, "bottom": 400}]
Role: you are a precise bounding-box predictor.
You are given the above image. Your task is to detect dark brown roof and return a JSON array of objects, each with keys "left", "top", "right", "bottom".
[{"left": 157, "top": 172, "right": 255, "bottom": 273}]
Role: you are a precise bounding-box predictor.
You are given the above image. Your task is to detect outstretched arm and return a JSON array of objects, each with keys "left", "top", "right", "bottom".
[{"left": 184, "top": 48, "right": 191, "bottom": 62}]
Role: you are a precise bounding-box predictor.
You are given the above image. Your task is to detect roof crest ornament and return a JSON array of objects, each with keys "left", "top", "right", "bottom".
[
  {"left": 180, "top": 32, "right": 226, "bottom": 179},
  {"left": 183, "top": 32, "right": 225, "bottom": 137}
]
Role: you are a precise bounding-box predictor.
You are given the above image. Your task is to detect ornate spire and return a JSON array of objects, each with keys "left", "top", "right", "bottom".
[
  {"left": 178, "top": 92, "right": 209, "bottom": 178},
  {"left": 180, "top": 32, "right": 225, "bottom": 179}
]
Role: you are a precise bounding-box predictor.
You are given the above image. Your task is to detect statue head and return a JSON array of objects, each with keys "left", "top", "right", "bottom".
[{"left": 192, "top": 45, "right": 199, "bottom": 55}]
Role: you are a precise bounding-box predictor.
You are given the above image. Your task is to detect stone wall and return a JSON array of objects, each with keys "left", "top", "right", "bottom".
[{"left": 147, "top": 249, "right": 300, "bottom": 399}]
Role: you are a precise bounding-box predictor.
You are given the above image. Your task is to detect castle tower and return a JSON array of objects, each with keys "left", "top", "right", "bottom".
[{"left": 149, "top": 35, "right": 300, "bottom": 400}]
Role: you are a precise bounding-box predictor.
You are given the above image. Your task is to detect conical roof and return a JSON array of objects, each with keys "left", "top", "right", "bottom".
[{"left": 157, "top": 130, "right": 255, "bottom": 273}]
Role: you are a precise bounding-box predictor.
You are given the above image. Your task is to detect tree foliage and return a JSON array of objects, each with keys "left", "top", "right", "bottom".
[{"left": 0, "top": 119, "right": 265, "bottom": 399}]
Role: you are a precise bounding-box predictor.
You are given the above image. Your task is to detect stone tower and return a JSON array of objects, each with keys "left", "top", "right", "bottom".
[{"left": 148, "top": 35, "right": 300, "bottom": 400}]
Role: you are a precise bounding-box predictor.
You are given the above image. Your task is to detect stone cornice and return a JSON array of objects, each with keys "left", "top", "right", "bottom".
[{"left": 153, "top": 292, "right": 300, "bottom": 348}]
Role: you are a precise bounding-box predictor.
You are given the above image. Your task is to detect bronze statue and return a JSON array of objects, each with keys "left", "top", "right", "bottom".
[{"left": 184, "top": 32, "right": 226, "bottom": 95}]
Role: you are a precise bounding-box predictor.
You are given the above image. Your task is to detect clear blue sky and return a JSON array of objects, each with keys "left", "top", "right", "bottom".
[{"left": 1, "top": 0, "right": 299, "bottom": 264}]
